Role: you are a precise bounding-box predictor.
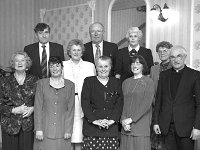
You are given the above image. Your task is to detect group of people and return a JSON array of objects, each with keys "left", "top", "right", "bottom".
[{"left": 0, "top": 21, "right": 199, "bottom": 150}]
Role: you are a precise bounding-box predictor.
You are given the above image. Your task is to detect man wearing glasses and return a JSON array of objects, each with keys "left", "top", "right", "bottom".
[
  {"left": 153, "top": 45, "right": 200, "bottom": 150},
  {"left": 83, "top": 22, "right": 118, "bottom": 77}
]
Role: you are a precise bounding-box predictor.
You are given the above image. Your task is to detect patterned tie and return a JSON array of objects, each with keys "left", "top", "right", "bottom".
[
  {"left": 41, "top": 45, "right": 47, "bottom": 78},
  {"left": 95, "top": 44, "right": 101, "bottom": 62},
  {"left": 129, "top": 49, "right": 137, "bottom": 57}
]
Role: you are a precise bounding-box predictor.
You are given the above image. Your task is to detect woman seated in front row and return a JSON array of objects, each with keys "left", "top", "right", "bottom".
[{"left": 81, "top": 56, "right": 123, "bottom": 150}]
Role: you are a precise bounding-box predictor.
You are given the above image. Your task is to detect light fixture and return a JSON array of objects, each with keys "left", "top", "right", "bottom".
[{"left": 150, "top": 3, "right": 169, "bottom": 22}]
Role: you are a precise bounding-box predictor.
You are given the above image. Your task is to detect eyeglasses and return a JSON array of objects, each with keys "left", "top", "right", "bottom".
[
  {"left": 170, "top": 54, "right": 185, "bottom": 61},
  {"left": 157, "top": 49, "right": 168, "bottom": 54},
  {"left": 90, "top": 30, "right": 103, "bottom": 35}
]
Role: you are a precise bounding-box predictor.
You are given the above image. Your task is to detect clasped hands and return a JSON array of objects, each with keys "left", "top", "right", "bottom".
[
  {"left": 35, "top": 131, "right": 71, "bottom": 141},
  {"left": 93, "top": 119, "right": 115, "bottom": 129},
  {"left": 122, "top": 118, "right": 132, "bottom": 132},
  {"left": 12, "top": 103, "right": 34, "bottom": 118}
]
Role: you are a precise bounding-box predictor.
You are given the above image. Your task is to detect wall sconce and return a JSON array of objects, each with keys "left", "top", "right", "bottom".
[{"left": 150, "top": 3, "right": 169, "bottom": 22}]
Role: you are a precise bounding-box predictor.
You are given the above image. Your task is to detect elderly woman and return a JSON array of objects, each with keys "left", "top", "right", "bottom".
[
  {"left": 34, "top": 56, "right": 75, "bottom": 150},
  {"left": 120, "top": 55, "right": 154, "bottom": 150},
  {"left": 115, "top": 27, "right": 154, "bottom": 82},
  {"left": 0, "top": 51, "right": 38, "bottom": 150},
  {"left": 63, "top": 39, "right": 96, "bottom": 150},
  {"left": 81, "top": 56, "right": 123, "bottom": 150}
]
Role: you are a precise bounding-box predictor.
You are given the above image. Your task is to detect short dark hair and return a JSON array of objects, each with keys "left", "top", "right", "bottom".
[
  {"left": 156, "top": 41, "right": 173, "bottom": 52},
  {"left": 130, "top": 55, "right": 148, "bottom": 75},
  {"left": 48, "top": 56, "right": 63, "bottom": 67},
  {"left": 34, "top": 23, "right": 50, "bottom": 33}
]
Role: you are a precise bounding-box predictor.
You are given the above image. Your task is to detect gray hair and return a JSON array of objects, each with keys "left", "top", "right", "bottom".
[
  {"left": 170, "top": 45, "right": 187, "bottom": 56},
  {"left": 10, "top": 51, "right": 32, "bottom": 70},
  {"left": 126, "top": 27, "right": 143, "bottom": 40}
]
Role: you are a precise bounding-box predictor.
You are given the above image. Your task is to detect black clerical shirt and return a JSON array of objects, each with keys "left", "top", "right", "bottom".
[{"left": 170, "top": 66, "right": 185, "bottom": 100}]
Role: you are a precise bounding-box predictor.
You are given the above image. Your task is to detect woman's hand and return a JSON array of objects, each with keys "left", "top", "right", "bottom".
[
  {"left": 12, "top": 104, "right": 28, "bottom": 115},
  {"left": 122, "top": 118, "right": 132, "bottom": 125},
  {"left": 123, "top": 124, "right": 131, "bottom": 132},
  {"left": 23, "top": 106, "right": 34, "bottom": 118},
  {"left": 36, "top": 131, "right": 44, "bottom": 140},
  {"left": 64, "top": 133, "right": 71, "bottom": 140}
]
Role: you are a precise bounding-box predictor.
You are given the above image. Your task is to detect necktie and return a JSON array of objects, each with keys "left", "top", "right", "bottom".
[
  {"left": 129, "top": 49, "right": 137, "bottom": 57},
  {"left": 95, "top": 44, "right": 101, "bottom": 62},
  {"left": 41, "top": 45, "right": 47, "bottom": 78}
]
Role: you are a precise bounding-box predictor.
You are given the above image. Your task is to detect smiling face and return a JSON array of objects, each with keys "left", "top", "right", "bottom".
[
  {"left": 14, "top": 54, "right": 27, "bottom": 72},
  {"left": 131, "top": 58, "right": 143, "bottom": 76},
  {"left": 128, "top": 32, "right": 140, "bottom": 48},
  {"left": 35, "top": 28, "right": 50, "bottom": 44},
  {"left": 157, "top": 47, "right": 171, "bottom": 62},
  {"left": 170, "top": 48, "right": 186, "bottom": 70},
  {"left": 96, "top": 59, "right": 111, "bottom": 79},
  {"left": 89, "top": 23, "right": 104, "bottom": 44},
  {"left": 49, "top": 63, "right": 63, "bottom": 78},
  {"left": 69, "top": 45, "right": 83, "bottom": 62}
]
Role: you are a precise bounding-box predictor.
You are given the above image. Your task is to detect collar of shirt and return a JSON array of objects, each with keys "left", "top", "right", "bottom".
[
  {"left": 128, "top": 44, "right": 140, "bottom": 52},
  {"left": 39, "top": 42, "right": 50, "bottom": 64},
  {"left": 171, "top": 65, "right": 185, "bottom": 74},
  {"left": 92, "top": 41, "right": 103, "bottom": 58},
  {"left": 69, "top": 58, "right": 83, "bottom": 65}
]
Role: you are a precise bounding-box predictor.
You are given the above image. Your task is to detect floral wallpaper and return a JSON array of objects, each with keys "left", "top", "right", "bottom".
[
  {"left": 193, "top": 1, "right": 200, "bottom": 71},
  {"left": 42, "top": 3, "right": 93, "bottom": 59}
]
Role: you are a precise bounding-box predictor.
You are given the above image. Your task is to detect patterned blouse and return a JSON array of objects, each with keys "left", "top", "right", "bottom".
[{"left": 0, "top": 73, "right": 38, "bottom": 135}]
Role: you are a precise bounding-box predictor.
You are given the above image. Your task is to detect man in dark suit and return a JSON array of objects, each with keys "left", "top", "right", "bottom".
[
  {"left": 153, "top": 45, "right": 200, "bottom": 150},
  {"left": 82, "top": 22, "right": 118, "bottom": 77},
  {"left": 24, "top": 23, "right": 65, "bottom": 79},
  {"left": 114, "top": 27, "right": 154, "bottom": 82}
]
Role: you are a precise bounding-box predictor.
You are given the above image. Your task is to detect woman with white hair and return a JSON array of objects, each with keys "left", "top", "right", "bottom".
[{"left": 115, "top": 27, "right": 154, "bottom": 82}]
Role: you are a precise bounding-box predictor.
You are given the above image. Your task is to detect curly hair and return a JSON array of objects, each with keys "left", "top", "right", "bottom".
[
  {"left": 126, "top": 27, "right": 143, "bottom": 40},
  {"left": 10, "top": 51, "right": 32, "bottom": 70},
  {"left": 156, "top": 41, "right": 173, "bottom": 52},
  {"left": 66, "top": 39, "right": 85, "bottom": 57}
]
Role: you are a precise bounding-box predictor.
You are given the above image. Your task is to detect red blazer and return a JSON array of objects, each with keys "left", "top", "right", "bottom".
[
  {"left": 153, "top": 66, "right": 200, "bottom": 137},
  {"left": 24, "top": 42, "right": 65, "bottom": 79}
]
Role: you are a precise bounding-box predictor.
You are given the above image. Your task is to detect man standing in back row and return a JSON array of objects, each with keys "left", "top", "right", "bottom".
[
  {"left": 24, "top": 23, "right": 65, "bottom": 79},
  {"left": 83, "top": 22, "right": 118, "bottom": 77},
  {"left": 153, "top": 45, "right": 200, "bottom": 150}
]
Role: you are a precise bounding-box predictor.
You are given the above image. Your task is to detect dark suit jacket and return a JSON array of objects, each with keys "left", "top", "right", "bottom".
[
  {"left": 114, "top": 46, "right": 154, "bottom": 82},
  {"left": 24, "top": 42, "right": 65, "bottom": 79},
  {"left": 153, "top": 66, "right": 200, "bottom": 137},
  {"left": 83, "top": 41, "right": 118, "bottom": 76}
]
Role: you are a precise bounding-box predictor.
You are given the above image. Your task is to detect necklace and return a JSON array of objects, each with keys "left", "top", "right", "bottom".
[{"left": 50, "top": 77, "right": 65, "bottom": 89}]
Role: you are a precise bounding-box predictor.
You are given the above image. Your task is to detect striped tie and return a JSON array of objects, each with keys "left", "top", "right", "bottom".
[
  {"left": 95, "top": 44, "right": 101, "bottom": 62},
  {"left": 41, "top": 45, "right": 47, "bottom": 78}
]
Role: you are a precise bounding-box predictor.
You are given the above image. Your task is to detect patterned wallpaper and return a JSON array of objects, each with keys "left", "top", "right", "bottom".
[
  {"left": 42, "top": 3, "right": 93, "bottom": 59},
  {"left": 192, "top": 0, "right": 200, "bottom": 71}
]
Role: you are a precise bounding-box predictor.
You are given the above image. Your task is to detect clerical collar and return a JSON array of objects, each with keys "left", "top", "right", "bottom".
[{"left": 172, "top": 65, "right": 185, "bottom": 73}]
